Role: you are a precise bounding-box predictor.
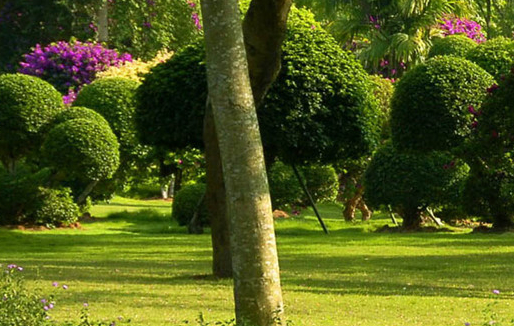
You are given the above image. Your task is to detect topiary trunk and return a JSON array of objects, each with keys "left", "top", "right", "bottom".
[{"left": 402, "top": 207, "right": 422, "bottom": 229}]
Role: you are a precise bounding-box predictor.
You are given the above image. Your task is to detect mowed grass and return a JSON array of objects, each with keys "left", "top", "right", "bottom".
[{"left": 1, "top": 198, "right": 514, "bottom": 325}]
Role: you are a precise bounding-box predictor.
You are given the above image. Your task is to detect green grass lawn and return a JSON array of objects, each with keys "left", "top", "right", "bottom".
[{"left": 1, "top": 197, "right": 514, "bottom": 325}]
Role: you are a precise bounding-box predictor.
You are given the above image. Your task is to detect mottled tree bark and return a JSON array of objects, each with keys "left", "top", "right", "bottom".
[
  {"left": 204, "top": 104, "right": 232, "bottom": 278},
  {"left": 201, "top": 0, "right": 284, "bottom": 323},
  {"left": 204, "top": 0, "right": 292, "bottom": 278},
  {"left": 97, "top": 0, "right": 109, "bottom": 44}
]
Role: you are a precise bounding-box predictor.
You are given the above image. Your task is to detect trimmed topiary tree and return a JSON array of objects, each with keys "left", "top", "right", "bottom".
[
  {"left": 428, "top": 34, "right": 478, "bottom": 59},
  {"left": 0, "top": 73, "right": 64, "bottom": 170},
  {"left": 391, "top": 56, "right": 494, "bottom": 152},
  {"left": 364, "top": 144, "right": 469, "bottom": 228},
  {"left": 42, "top": 118, "right": 120, "bottom": 182},
  {"left": 466, "top": 36, "right": 514, "bottom": 80},
  {"left": 259, "top": 7, "right": 382, "bottom": 164},
  {"left": 136, "top": 42, "right": 207, "bottom": 151},
  {"left": 33, "top": 187, "right": 79, "bottom": 226},
  {"left": 172, "top": 183, "right": 208, "bottom": 227}
]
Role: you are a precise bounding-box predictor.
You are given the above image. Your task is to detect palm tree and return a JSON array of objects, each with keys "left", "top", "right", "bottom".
[{"left": 297, "top": 0, "right": 471, "bottom": 76}]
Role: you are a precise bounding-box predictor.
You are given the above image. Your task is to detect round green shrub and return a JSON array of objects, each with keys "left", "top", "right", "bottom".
[
  {"left": 391, "top": 56, "right": 494, "bottom": 152},
  {"left": 466, "top": 36, "right": 514, "bottom": 80},
  {"left": 364, "top": 144, "right": 469, "bottom": 228},
  {"left": 428, "top": 34, "right": 478, "bottom": 59},
  {"left": 268, "top": 161, "right": 303, "bottom": 209},
  {"left": 268, "top": 161, "right": 339, "bottom": 209},
  {"left": 301, "top": 164, "right": 339, "bottom": 204},
  {"left": 73, "top": 77, "right": 140, "bottom": 152},
  {"left": 0, "top": 73, "right": 64, "bottom": 161},
  {"left": 52, "top": 106, "right": 110, "bottom": 128},
  {"left": 33, "top": 187, "right": 79, "bottom": 226},
  {"left": 42, "top": 118, "right": 120, "bottom": 181},
  {"left": 172, "top": 183, "right": 208, "bottom": 226},
  {"left": 369, "top": 75, "right": 394, "bottom": 139},
  {"left": 136, "top": 42, "right": 207, "bottom": 151},
  {"left": 259, "top": 7, "right": 381, "bottom": 164}
]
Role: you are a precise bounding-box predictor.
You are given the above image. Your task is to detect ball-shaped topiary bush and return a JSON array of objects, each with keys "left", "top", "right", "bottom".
[
  {"left": 52, "top": 106, "right": 110, "bottom": 128},
  {"left": 364, "top": 144, "right": 469, "bottom": 228},
  {"left": 136, "top": 42, "right": 207, "bottom": 151},
  {"left": 259, "top": 7, "right": 381, "bottom": 164},
  {"left": 428, "top": 34, "right": 478, "bottom": 59},
  {"left": 172, "top": 183, "right": 208, "bottom": 227},
  {"left": 268, "top": 161, "right": 339, "bottom": 209},
  {"left": 0, "top": 74, "right": 64, "bottom": 163},
  {"left": 301, "top": 164, "right": 339, "bottom": 204},
  {"left": 42, "top": 119, "right": 120, "bottom": 181},
  {"left": 268, "top": 161, "right": 303, "bottom": 209},
  {"left": 466, "top": 37, "right": 514, "bottom": 80},
  {"left": 391, "top": 56, "right": 494, "bottom": 152},
  {"left": 73, "top": 77, "right": 140, "bottom": 152},
  {"left": 33, "top": 187, "right": 79, "bottom": 226}
]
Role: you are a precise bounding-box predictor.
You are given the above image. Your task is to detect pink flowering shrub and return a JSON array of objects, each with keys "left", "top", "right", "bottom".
[
  {"left": 439, "top": 17, "right": 486, "bottom": 43},
  {"left": 18, "top": 40, "right": 132, "bottom": 104}
]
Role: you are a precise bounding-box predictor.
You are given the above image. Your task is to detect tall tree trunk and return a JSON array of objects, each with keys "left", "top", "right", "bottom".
[
  {"left": 204, "top": 0, "right": 292, "bottom": 278},
  {"left": 201, "top": 0, "right": 284, "bottom": 323},
  {"left": 204, "top": 104, "right": 232, "bottom": 278},
  {"left": 97, "top": 0, "right": 109, "bottom": 44}
]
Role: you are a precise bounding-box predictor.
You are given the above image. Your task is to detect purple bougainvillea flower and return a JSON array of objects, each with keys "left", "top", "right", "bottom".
[
  {"left": 52, "top": 282, "right": 59, "bottom": 287},
  {"left": 493, "top": 289, "right": 500, "bottom": 294},
  {"left": 62, "top": 284, "right": 68, "bottom": 290},
  {"left": 83, "top": 302, "right": 89, "bottom": 307},
  {"left": 7, "top": 264, "right": 16, "bottom": 269}
]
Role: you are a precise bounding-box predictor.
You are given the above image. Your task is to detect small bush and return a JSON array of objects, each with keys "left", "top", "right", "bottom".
[
  {"left": 428, "top": 34, "right": 478, "bottom": 59},
  {"left": 42, "top": 118, "right": 120, "bottom": 181},
  {"left": 0, "top": 73, "right": 64, "bottom": 162},
  {"left": 0, "top": 265, "right": 51, "bottom": 326},
  {"left": 301, "top": 164, "right": 339, "bottom": 204},
  {"left": 391, "top": 55, "right": 494, "bottom": 152},
  {"left": 172, "top": 183, "right": 208, "bottom": 226},
  {"left": 268, "top": 161, "right": 339, "bottom": 209},
  {"left": 268, "top": 161, "right": 303, "bottom": 209},
  {"left": 466, "top": 36, "right": 514, "bottom": 80},
  {"left": 364, "top": 144, "right": 469, "bottom": 228},
  {"left": 33, "top": 187, "right": 79, "bottom": 226}
]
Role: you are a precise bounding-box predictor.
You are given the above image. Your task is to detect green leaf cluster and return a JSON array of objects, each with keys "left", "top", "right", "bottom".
[
  {"left": 466, "top": 36, "right": 514, "bottom": 80},
  {"left": 391, "top": 56, "right": 494, "bottom": 152}
]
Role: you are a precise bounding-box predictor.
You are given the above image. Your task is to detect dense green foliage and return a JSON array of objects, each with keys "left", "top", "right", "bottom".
[
  {"left": 0, "top": 74, "right": 64, "bottom": 162},
  {"left": 391, "top": 56, "right": 494, "bottom": 152},
  {"left": 137, "top": 7, "right": 381, "bottom": 167},
  {"left": 34, "top": 187, "right": 79, "bottom": 226},
  {"left": 466, "top": 36, "right": 514, "bottom": 80},
  {"left": 42, "top": 119, "right": 120, "bottom": 181},
  {"left": 268, "top": 161, "right": 338, "bottom": 209},
  {"left": 368, "top": 75, "right": 394, "bottom": 138},
  {"left": 428, "top": 34, "right": 478, "bottom": 58},
  {"left": 53, "top": 106, "right": 110, "bottom": 128},
  {"left": 136, "top": 42, "right": 206, "bottom": 150},
  {"left": 74, "top": 77, "right": 140, "bottom": 152},
  {"left": 364, "top": 144, "right": 469, "bottom": 227},
  {"left": 171, "top": 183, "right": 208, "bottom": 227},
  {"left": 464, "top": 68, "right": 514, "bottom": 228},
  {"left": 0, "top": 1, "right": 73, "bottom": 72},
  {"left": 260, "top": 7, "right": 381, "bottom": 164}
]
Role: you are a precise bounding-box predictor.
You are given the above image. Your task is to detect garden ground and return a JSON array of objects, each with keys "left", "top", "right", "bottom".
[{"left": 1, "top": 197, "right": 514, "bottom": 325}]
